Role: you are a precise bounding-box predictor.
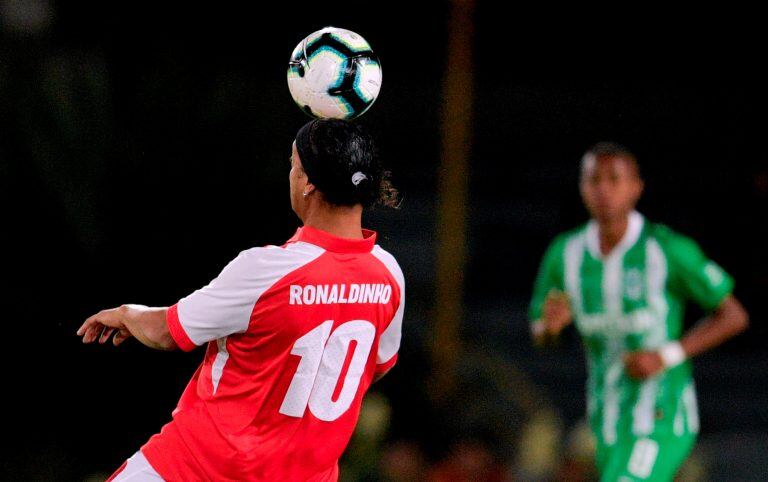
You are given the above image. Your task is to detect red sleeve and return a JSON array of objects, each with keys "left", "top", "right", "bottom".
[
  {"left": 375, "top": 353, "right": 398, "bottom": 376},
  {"left": 166, "top": 304, "right": 197, "bottom": 352}
]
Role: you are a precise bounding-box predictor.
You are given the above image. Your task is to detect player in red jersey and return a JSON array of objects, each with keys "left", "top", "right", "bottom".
[{"left": 77, "top": 119, "right": 404, "bottom": 481}]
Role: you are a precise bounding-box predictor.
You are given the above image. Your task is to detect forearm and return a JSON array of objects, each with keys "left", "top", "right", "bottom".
[
  {"left": 121, "top": 305, "right": 177, "bottom": 350},
  {"left": 679, "top": 295, "right": 749, "bottom": 359}
]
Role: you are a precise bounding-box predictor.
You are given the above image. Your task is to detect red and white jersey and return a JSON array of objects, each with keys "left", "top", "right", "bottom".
[{"left": 141, "top": 226, "right": 404, "bottom": 481}]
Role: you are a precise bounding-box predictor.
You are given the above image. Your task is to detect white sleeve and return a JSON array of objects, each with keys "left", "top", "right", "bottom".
[
  {"left": 372, "top": 247, "right": 405, "bottom": 367},
  {"left": 167, "top": 242, "right": 327, "bottom": 351},
  {"left": 168, "top": 250, "right": 260, "bottom": 350}
]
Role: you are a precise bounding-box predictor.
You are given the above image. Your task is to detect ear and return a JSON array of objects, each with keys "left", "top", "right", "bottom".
[
  {"left": 303, "top": 182, "right": 316, "bottom": 196},
  {"left": 636, "top": 178, "right": 645, "bottom": 197}
]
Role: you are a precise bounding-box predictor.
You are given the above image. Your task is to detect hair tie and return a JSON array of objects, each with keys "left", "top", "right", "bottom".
[{"left": 351, "top": 171, "right": 368, "bottom": 186}]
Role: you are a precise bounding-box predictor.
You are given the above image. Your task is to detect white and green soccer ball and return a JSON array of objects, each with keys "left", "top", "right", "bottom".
[{"left": 287, "top": 27, "right": 382, "bottom": 119}]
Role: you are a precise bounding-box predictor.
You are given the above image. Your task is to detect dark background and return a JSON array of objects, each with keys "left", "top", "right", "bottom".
[{"left": 1, "top": 1, "right": 766, "bottom": 480}]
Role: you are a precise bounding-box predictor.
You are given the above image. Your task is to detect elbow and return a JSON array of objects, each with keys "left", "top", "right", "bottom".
[
  {"left": 733, "top": 307, "right": 749, "bottom": 335},
  {"left": 726, "top": 297, "right": 750, "bottom": 336}
]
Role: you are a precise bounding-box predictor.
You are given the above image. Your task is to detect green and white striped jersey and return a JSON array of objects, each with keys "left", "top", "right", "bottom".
[{"left": 530, "top": 212, "right": 734, "bottom": 445}]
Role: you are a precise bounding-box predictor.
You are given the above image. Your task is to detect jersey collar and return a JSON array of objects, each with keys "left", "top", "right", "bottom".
[
  {"left": 290, "top": 225, "right": 377, "bottom": 253},
  {"left": 586, "top": 211, "right": 644, "bottom": 260}
]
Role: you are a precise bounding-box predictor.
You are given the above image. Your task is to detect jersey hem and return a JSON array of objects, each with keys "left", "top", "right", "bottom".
[{"left": 375, "top": 353, "right": 398, "bottom": 374}]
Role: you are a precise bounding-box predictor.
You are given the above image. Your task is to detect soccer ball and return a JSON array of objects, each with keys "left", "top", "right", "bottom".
[{"left": 287, "top": 27, "right": 382, "bottom": 119}]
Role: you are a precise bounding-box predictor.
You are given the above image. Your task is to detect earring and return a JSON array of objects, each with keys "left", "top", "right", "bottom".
[{"left": 303, "top": 191, "right": 308, "bottom": 197}]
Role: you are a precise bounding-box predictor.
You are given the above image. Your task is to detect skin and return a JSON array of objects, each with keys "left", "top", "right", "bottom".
[
  {"left": 76, "top": 305, "right": 174, "bottom": 350},
  {"left": 580, "top": 153, "right": 644, "bottom": 254},
  {"left": 78, "top": 138, "right": 393, "bottom": 386},
  {"left": 534, "top": 154, "right": 749, "bottom": 379}
]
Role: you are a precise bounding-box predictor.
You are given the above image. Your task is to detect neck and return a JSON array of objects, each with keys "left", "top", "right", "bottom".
[
  {"left": 596, "top": 214, "right": 630, "bottom": 255},
  {"left": 302, "top": 203, "right": 364, "bottom": 239}
]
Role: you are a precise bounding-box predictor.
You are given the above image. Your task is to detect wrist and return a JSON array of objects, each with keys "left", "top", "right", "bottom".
[
  {"left": 119, "top": 304, "right": 136, "bottom": 322},
  {"left": 658, "top": 341, "right": 686, "bottom": 368},
  {"left": 119, "top": 304, "right": 146, "bottom": 328}
]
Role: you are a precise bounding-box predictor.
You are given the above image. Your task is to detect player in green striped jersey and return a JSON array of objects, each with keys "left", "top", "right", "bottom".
[{"left": 530, "top": 142, "right": 749, "bottom": 481}]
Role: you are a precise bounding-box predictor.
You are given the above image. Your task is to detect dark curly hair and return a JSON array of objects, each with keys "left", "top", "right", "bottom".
[{"left": 295, "top": 119, "right": 398, "bottom": 208}]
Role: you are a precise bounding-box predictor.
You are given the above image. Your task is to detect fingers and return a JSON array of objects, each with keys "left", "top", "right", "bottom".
[
  {"left": 113, "top": 329, "right": 132, "bottom": 346},
  {"left": 624, "top": 360, "right": 642, "bottom": 379},
  {"left": 78, "top": 307, "right": 128, "bottom": 345},
  {"left": 623, "top": 353, "right": 660, "bottom": 380},
  {"left": 79, "top": 322, "right": 130, "bottom": 346},
  {"left": 628, "top": 368, "right": 649, "bottom": 380},
  {"left": 78, "top": 310, "right": 109, "bottom": 337},
  {"left": 82, "top": 322, "right": 104, "bottom": 343},
  {"left": 542, "top": 309, "right": 572, "bottom": 335},
  {"left": 99, "top": 327, "right": 115, "bottom": 344},
  {"left": 76, "top": 314, "right": 98, "bottom": 337}
]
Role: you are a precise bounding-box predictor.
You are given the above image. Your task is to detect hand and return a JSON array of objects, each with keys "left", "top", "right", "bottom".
[
  {"left": 623, "top": 351, "right": 664, "bottom": 380},
  {"left": 77, "top": 306, "right": 133, "bottom": 346},
  {"left": 541, "top": 290, "right": 572, "bottom": 336}
]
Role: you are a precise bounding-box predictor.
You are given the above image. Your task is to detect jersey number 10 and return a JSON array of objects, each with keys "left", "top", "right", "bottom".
[{"left": 279, "top": 320, "right": 375, "bottom": 422}]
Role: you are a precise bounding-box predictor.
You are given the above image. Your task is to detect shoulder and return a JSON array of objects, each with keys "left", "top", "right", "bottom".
[
  {"left": 644, "top": 222, "right": 714, "bottom": 275},
  {"left": 371, "top": 245, "right": 405, "bottom": 286},
  {"left": 644, "top": 222, "right": 701, "bottom": 256},
  {"left": 224, "top": 242, "right": 327, "bottom": 276},
  {"left": 548, "top": 224, "right": 588, "bottom": 254},
  {"left": 559, "top": 224, "right": 588, "bottom": 243}
]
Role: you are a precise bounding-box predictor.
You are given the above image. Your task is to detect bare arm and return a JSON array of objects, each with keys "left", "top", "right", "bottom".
[
  {"left": 77, "top": 304, "right": 178, "bottom": 351},
  {"left": 680, "top": 294, "right": 749, "bottom": 357},
  {"left": 625, "top": 295, "right": 749, "bottom": 379}
]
